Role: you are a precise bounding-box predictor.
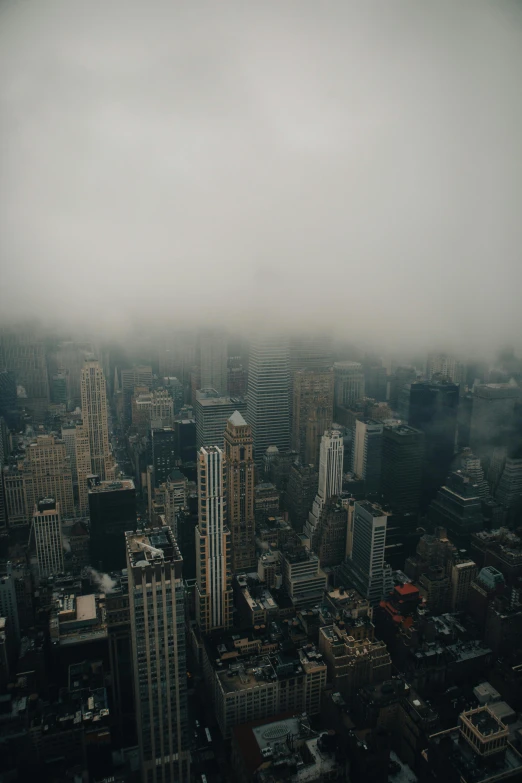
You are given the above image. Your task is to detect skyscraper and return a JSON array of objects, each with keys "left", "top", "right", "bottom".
[
  {"left": 224, "top": 411, "right": 256, "bottom": 572},
  {"left": 292, "top": 369, "right": 334, "bottom": 467},
  {"left": 318, "top": 429, "right": 344, "bottom": 502},
  {"left": 120, "top": 365, "right": 153, "bottom": 422},
  {"left": 32, "top": 498, "right": 64, "bottom": 579},
  {"left": 381, "top": 424, "right": 424, "bottom": 513},
  {"left": 151, "top": 427, "right": 178, "bottom": 487},
  {"left": 306, "top": 430, "right": 344, "bottom": 540},
  {"left": 89, "top": 478, "right": 137, "bottom": 571},
  {"left": 24, "top": 434, "right": 75, "bottom": 518},
  {"left": 342, "top": 500, "right": 392, "bottom": 604},
  {"left": 426, "top": 352, "right": 466, "bottom": 385},
  {"left": 199, "top": 332, "right": 228, "bottom": 396},
  {"left": 470, "top": 384, "right": 522, "bottom": 458},
  {"left": 247, "top": 336, "right": 290, "bottom": 465},
  {"left": 333, "top": 361, "right": 365, "bottom": 418},
  {"left": 81, "top": 361, "right": 113, "bottom": 481},
  {"left": 352, "top": 418, "right": 383, "bottom": 495},
  {"left": 195, "top": 389, "right": 247, "bottom": 450},
  {"left": 126, "top": 527, "right": 189, "bottom": 783},
  {"left": 195, "top": 446, "right": 232, "bottom": 634},
  {"left": 406, "top": 381, "right": 460, "bottom": 505},
  {"left": 0, "top": 370, "right": 18, "bottom": 429},
  {"left": 0, "top": 329, "right": 50, "bottom": 418}
]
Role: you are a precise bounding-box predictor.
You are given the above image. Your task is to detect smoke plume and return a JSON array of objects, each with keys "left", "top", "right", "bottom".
[{"left": 87, "top": 567, "right": 117, "bottom": 594}]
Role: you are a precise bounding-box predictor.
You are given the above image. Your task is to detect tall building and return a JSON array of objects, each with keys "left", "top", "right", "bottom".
[
  {"left": 406, "top": 381, "right": 460, "bottom": 505},
  {"left": 32, "top": 498, "right": 64, "bottom": 579},
  {"left": 89, "top": 479, "right": 137, "bottom": 571},
  {"left": 0, "top": 370, "right": 18, "bottom": 429},
  {"left": 224, "top": 411, "right": 256, "bottom": 572},
  {"left": 470, "top": 383, "right": 522, "bottom": 458},
  {"left": 428, "top": 472, "right": 484, "bottom": 545},
  {"left": 0, "top": 329, "right": 49, "bottom": 417},
  {"left": 381, "top": 425, "right": 424, "bottom": 513},
  {"left": 227, "top": 356, "right": 247, "bottom": 397},
  {"left": 120, "top": 365, "right": 153, "bottom": 422},
  {"left": 342, "top": 501, "right": 392, "bottom": 604},
  {"left": 352, "top": 418, "right": 383, "bottom": 494},
  {"left": 24, "top": 434, "right": 75, "bottom": 518},
  {"left": 151, "top": 427, "right": 178, "bottom": 487},
  {"left": 132, "top": 388, "right": 174, "bottom": 431},
  {"left": 199, "top": 332, "right": 228, "bottom": 396},
  {"left": 362, "top": 357, "right": 388, "bottom": 402},
  {"left": 195, "top": 446, "right": 232, "bottom": 634},
  {"left": 195, "top": 389, "right": 246, "bottom": 450},
  {"left": 291, "top": 369, "right": 334, "bottom": 467},
  {"left": 75, "top": 423, "right": 92, "bottom": 515},
  {"left": 495, "top": 457, "right": 522, "bottom": 516},
  {"left": 81, "top": 361, "right": 113, "bottom": 481},
  {"left": 247, "top": 336, "right": 290, "bottom": 465},
  {"left": 306, "top": 430, "right": 344, "bottom": 540},
  {"left": 318, "top": 429, "right": 344, "bottom": 501},
  {"left": 285, "top": 463, "right": 319, "bottom": 532},
  {"left": 333, "top": 361, "right": 365, "bottom": 419},
  {"left": 126, "top": 527, "right": 189, "bottom": 783},
  {"left": 426, "top": 352, "right": 466, "bottom": 385}
]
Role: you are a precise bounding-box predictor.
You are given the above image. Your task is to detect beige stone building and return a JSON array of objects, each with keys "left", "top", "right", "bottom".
[{"left": 224, "top": 411, "right": 256, "bottom": 572}]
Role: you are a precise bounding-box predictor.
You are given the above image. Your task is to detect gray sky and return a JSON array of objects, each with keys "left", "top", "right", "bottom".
[{"left": 1, "top": 0, "right": 521, "bottom": 353}]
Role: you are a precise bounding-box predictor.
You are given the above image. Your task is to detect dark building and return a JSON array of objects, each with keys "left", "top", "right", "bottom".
[
  {"left": 0, "top": 370, "right": 18, "bottom": 430},
  {"left": 285, "top": 462, "right": 319, "bottom": 532},
  {"left": 381, "top": 425, "right": 424, "bottom": 513},
  {"left": 176, "top": 418, "right": 196, "bottom": 464},
  {"left": 88, "top": 478, "right": 137, "bottom": 571},
  {"left": 428, "top": 471, "right": 484, "bottom": 546},
  {"left": 388, "top": 366, "right": 417, "bottom": 411},
  {"left": 151, "top": 427, "right": 178, "bottom": 487},
  {"left": 362, "top": 357, "right": 388, "bottom": 402},
  {"left": 470, "top": 383, "right": 522, "bottom": 459},
  {"left": 407, "top": 381, "right": 460, "bottom": 507}
]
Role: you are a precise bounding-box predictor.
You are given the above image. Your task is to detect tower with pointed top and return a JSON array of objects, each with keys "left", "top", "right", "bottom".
[{"left": 225, "top": 411, "right": 256, "bottom": 572}]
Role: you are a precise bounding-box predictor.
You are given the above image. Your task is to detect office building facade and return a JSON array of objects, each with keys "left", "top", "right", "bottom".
[
  {"left": 195, "top": 446, "right": 232, "bottom": 634},
  {"left": 126, "top": 527, "right": 189, "bottom": 783},
  {"left": 32, "top": 498, "right": 64, "bottom": 580},
  {"left": 0, "top": 330, "right": 49, "bottom": 418},
  {"left": 352, "top": 418, "right": 383, "bottom": 494},
  {"left": 199, "top": 332, "right": 228, "bottom": 396},
  {"left": 81, "top": 361, "right": 113, "bottom": 481},
  {"left": 381, "top": 425, "right": 424, "bottom": 513},
  {"left": 247, "top": 336, "right": 290, "bottom": 465},
  {"left": 195, "top": 389, "right": 246, "bottom": 451},
  {"left": 333, "top": 361, "right": 365, "bottom": 418},
  {"left": 89, "top": 479, "right": 137, "bottom": 571},
  {"left": 343, "top": 501, "right": 392, "bottom": 604},
  {"left": 291, "top": 369, "right": 334, "bottom": 467},
  {"left": 224, "top": 412, "right": 256, "bottom": 572}
]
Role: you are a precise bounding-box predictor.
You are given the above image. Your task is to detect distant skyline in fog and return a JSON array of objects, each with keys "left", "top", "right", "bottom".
[{"left": 1, "top": 0, "right": 522, "bottom": 354}]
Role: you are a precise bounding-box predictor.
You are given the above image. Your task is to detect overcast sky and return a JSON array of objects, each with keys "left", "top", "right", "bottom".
[{"left": 1, "top": 0, "right": 521, "bottom": 353}]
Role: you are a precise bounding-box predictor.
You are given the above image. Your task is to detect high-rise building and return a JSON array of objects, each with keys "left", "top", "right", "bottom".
[
  {"left": 0, "top": 370, "right": 18, "bottom": 429},
  {"left": 120, "top": 365, "right": 153, "bottom": 422},
  {"left": 224, "top": 411, "right": 256, "bottom": 572},
  {"left": 247, "top": 336, "right": 290, "bottom": 465},
  {"left": 426, "top": 352, "right": 466, "bottom": 385},
  {"left": 306, "top": 430, "right": 344, "bottom": 540},
  {"left": 428, "top": 472, "right": 484, "bottom": 545},
  {"left": 126, "top": 527, "right": 189, "bottom": 783},
  {"left": 470, "top": 384, "right": 522, "bottom": 458},
  {"left": 388, "top": 366, "right": 417, "bottom": 411},
  {"left": 406, "top": 381, "right": 460, "bottom": 505},
  {"left": 285, "top": 463, "right": 319, "bottom": 532},
  {"left": 495, "top": 457, "right": 522, "bottom": 516},
  {"left": 352, "top": 419, "right": 383, "bottom": 495},
  {"left": 318, "top": 429, "right": 344, "bottom": 501},
  {"left": 291, "top": 369, "right": 334, "bottom": 467},
  {"left": 0, "top": 329, "right": 49, "bottom": 418},
  {"left": 333, "top": 361, "right": 365, "bottom": 419},
  {"left": 195, "top": 389, "right": 247, "bottom": 450},
  {"left": 195, "top": 446, "right": 232, "bottom": 634},
  {"left": 151, "top": 427, "right": 178, "bottom": 487},
  {"left": 32, "top": 498, "right": 64, "bottom": 579},
  {"left": 381, "top": 425, "right": 424, "bottom": 513},
  {"left": 342, "top": 501, "right": 392, "bottom": 604},
  {"left": 227, "top": 356, "right": 247, "bottom": 397},
  {"left": 0, "top": 563, "right": 20, "bottom": 644},
  {"left": 74, "top": 423, "right": 92, "bottom": 515},
  {"left": 132, "top": 388, "right": 174, "bottom": 431},
  {"left": 24, "top": 434, "right": 75, "bottom": 518},
  {"left": 81, "top": 361, "right": 113, "bottom": 481},
  {"left": 89, "top": 479, "right": 137, "bottom": 571},
  {"left": 362, "top": 357, "right": 388, "bottom": 402},
  {"left": 199, "top": 332, "right": 228, "bottom": 396}
]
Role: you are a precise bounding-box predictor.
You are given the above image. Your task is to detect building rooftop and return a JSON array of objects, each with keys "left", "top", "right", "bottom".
[
  {"left": 88, "top": 479, "right": 135, "bottom": 494},
  {"left": 125, "top": 527, "right": 182, "bottom": 568}
]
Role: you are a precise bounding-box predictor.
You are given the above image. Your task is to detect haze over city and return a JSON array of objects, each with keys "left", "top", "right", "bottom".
[{"left": 1, "top": 0, "right": 522, "bottom": 354}]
